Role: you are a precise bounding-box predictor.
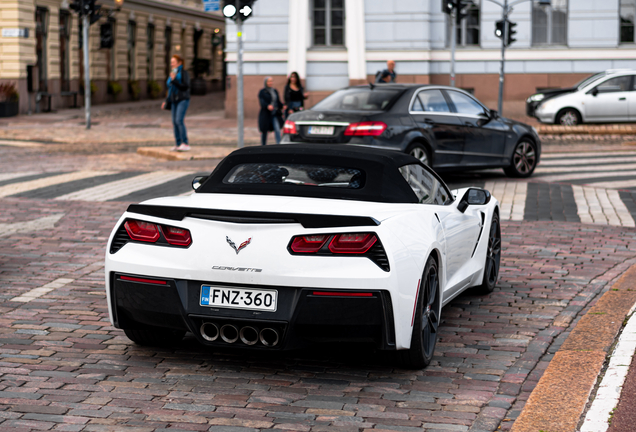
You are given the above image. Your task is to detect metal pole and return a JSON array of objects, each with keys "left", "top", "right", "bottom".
[
  {"left": 236, "top": 8, "right": 244, "bottom": 148},
  {"left": 450, "top": 9, "right": 456, "bottom": 87},
  {"left": 83, "top": 13, "right": 91, "bottom": 129},
  {"left": 497, "top": 1, "right": 507, "bottom": 115}
]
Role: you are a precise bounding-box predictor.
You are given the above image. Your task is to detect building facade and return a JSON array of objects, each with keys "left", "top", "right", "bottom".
[
  {"left": 225, "top": 0, "right": 636, "bottom": 118},
  {"left": 0, "top": 0, "right": 225, "bottom": 114}
]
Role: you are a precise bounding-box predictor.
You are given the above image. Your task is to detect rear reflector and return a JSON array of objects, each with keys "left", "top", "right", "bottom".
[
  {"left": 124, "top": 220, "right": 160, "bottom": 242},
  {"left": 119, "top": 275, "right": 167, "bottom": 285},
  {"left": 329, "top": 233, "right": 377, "bottom": 254},
  {"left": 291, "top": 235, "right": 329, "bottom": 253},
  {"left": 282, "top": 120, "right": 297, "bottom": 135},
  {"left": 312, "top": 291, "right": 373, "bottom": 297},
  {"left": 161, "top": 225, "right": 192, "bottom": 246},
  {"left": 344, "top": 121, "right": 387, "bottom": 137}
]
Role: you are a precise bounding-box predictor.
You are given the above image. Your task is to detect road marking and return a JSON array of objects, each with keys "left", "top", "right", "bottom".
[
  {"left": 0, "top": 213, "right": 65, "bottom": 237},
  {"left": 537, "top": 170, "right": 636, "bottom": 183},
  {"left": 535, "top": 163, "right": 636, "bottom": 175},
  {"left": 0, "top": 139, "right": 45, "bottom": 148},
  {"left": 542, "top": 151, "right": 636, "bottom": 159},
  {"left": 10, "top": 278, "right": 75, "bottom": 303},
  {"left": 539, "top": 156, "right": 636, "bottom": 166},
  {"left": 0, "top": 171, "right": 117, "bottom": 198},
  {"left": 55, "top": 171, "right": 196, "bottom": 201},
  {"left": 571, "top": 186, "right": 635, "bottom": 227},
  {"left": 485, "top": 181, "right": 526, "bottom": 221},
  {"left": 580, "top": 304, "right": 636, "bottom": 432},
  {"left": 0, "top": 172, "right": 39, "bottom": 182},
  {"left": 587, "top": 179, "right": 636, "bottom": 189}
]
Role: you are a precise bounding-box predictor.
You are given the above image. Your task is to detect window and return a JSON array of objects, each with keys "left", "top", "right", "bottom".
[
  {"left": 147, "top": 24, "right": 155, "bottom": 81},
  {"left": 35, "top": 7, "right": 48, "bottom": 92},
  {"left": 447, "top": 0, "right": 480, "bottom": 47},
  {"left": 224, "top": 164, "right": 364, "bottom": 189},
  {"left": 313, "top": 88, "right": 401, "bottom": 111},
  {"left": 446, "top": 91, "right": 486, "bottom": 116},
  {"left": 164, "top": 26, "right": 172, "bottom": 79},
  {"left": 593, "top": 76, "right": 632, "bottom": 93},
  {"left": 127, "top": 20, "right": 137, "bottom": 80},
  {"left": 313, "top": 0, "right": 344, "bottom": 46},
  {"left": 399, "top": 164, "right": 450, "bottom": 205},
  {"left": 59, "top": 11, "right": 71, "bottom": 92},
  {"left": 621, "top": 0, "right": 636, "bottom": 43},
  {"left": 532, "top": 0, "right": 567, "bottom": 46},
  {"left": 411, "top": 90, "right": 451, "bottom": 113}
]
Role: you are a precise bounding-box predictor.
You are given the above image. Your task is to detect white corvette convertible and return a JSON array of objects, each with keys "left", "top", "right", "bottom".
[{"left": 105, "top": 144, "right": 501, "bottom": 368}]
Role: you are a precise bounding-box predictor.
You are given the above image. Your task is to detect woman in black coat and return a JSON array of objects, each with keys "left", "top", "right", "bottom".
[{"left": 258, "top": 77, "right": 284, "bottom": 145}]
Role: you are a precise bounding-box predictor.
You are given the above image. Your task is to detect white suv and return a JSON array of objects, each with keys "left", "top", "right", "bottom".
[{"left": 531, "top": 69, "right": 636, "bottom": 125}]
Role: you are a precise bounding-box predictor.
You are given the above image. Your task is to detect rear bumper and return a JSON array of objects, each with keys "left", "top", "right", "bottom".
[{"left": 110, "top": 272, "right": 397, "bottom": 350}]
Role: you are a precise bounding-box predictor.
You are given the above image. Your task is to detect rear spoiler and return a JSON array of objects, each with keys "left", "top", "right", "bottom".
[{"left": 126, "top": 204, "right": 380, "bottom": 229}]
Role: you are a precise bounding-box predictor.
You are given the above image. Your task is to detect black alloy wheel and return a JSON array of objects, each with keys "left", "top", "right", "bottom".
[
  {"left": 476, "top": 213, "right": 501, "bottom": 294},
  {"left": 406, "top": 142, "right": 431, "bottom": 166},
  {"left": 556, "top": 108, "right": 581, "bottom": 126},
  {"left": 504, "top": 140, "right": 538, "bottom": 178},
  {"left": 397, "top": 256, "right": 441, "bottom": 369},
  {"left": 124, "top": 327, "right": 185, "bottom": 346}
]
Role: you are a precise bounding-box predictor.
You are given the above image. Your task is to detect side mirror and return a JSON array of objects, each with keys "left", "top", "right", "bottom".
[
  {"left": 457, "top": 188, "right": 491, "bottom": 213},
  {"left": 590, "top": 87, "right": 599, "bottom": 97},
  {"left": 192, "top": 175, "right": 208, "bottom": 191},
  {"left": 488, "top": 109, "right": 498, "bottom": 119}
]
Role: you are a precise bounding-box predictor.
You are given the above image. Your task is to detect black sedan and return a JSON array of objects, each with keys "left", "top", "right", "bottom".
[{"left": 281, "top": 84, "right": 541, "bottom": 178}]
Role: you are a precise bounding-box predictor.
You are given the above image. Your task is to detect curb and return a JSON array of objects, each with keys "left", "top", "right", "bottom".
[
  {"left": 136, "top": 146, "right": 236, "bottom": 161},
  {"left": 511, "top": 264, "right": 636, "bottom": 432}
]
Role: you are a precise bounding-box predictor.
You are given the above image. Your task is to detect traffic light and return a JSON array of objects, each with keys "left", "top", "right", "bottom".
[
  {"left": 223, "top": 1, "right": 256, "bottom": 21},
  {"left": 495, "top": 20, "right": 504, "bottom": 39},
  {"left": 507, "top": 21, "right": 517, "bottom": 46},
  {"left": 69, "top": 0, "right": 101, "bottom": 23},
  {"left": 441, "top": 0, "right": 455, "bottom": 14},
  {"left": 69, "top": 0, "right": 82, "bottom": 14}
]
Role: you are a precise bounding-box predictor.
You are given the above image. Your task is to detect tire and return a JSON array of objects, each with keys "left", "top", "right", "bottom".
[
  {"left": 556, "top": 108, "right": 581, "bottom": 126},
  {"left": 503, "top": 139, "right": 538, "bottom": 178},
  {"left": 406, "top": 142, "right": 431, "bottom": 166},
  {"left": 475, "top": 213, "right": 501, "bottom": 294},
  {"left": 397, "top": 256, "right": 441, "bottom": 369},
  {"left": 123, "top": 326, "right": 185, "bottom": 347}
]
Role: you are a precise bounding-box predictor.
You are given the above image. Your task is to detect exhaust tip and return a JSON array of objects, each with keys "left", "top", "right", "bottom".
[
  {"left": 200, "top": 322, "right": 219, "bottom": 342},
  {"left": 259, "top": 328, "right": 279, "bottom": 347},
  {"left": 220, "top": 324, "right": 239, "bottom": 344},
  {"left": 239, "top": 326, "right": 259, "bottom": 346}
]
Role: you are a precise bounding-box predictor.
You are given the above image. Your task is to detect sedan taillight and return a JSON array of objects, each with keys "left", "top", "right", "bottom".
[
  {"left": 344, "top": 121, "right": 387, "bottom": 137},
  {"left": 283, "top": 120, "right": 297, "bottom": 135}
]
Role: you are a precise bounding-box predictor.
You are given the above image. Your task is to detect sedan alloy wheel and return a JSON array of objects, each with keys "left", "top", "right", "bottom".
[
  {"left": 407, "top": 143, "right": 431, "bottom": 166},
  {"left": 504, "top": 140, "right": 537, "bottom": 178}
]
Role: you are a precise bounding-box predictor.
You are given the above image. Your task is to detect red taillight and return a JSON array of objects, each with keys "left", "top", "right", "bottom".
[
  {"left": 344, "top": 121, "right": 387, "bottom": 137},
  {"left": 283, "top": 120, "right": 297, "bottom": 135},
  {"left": 312, "top": 291, "right": 373, "bottom": 297},
  {"left": 161, "top": 226, "right": 192, "bottom": 246},
  {"left": 291, "top": 235, "right": 328, "bottom": 253},
  {"left": 124, "top": 220, "right": 160, "bottom": 242},
  {"left": 329, "top": 233, "right": 377, "bottom": 254}
]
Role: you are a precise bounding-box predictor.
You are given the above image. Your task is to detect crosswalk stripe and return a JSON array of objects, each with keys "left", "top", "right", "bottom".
[
  {"left": 571, "top": 186, "right": 635, "bottom": 227},
  {"left": 535, "top": 163, "right": 636, "bottom": 175},
  {"left": 0, "top": 172, "right": 39, "bottom": 182},
  {"left": 586, "top": 179, "right": 636, "bottom": 189},
  {"left": 536, "top": 170, "right": 636, "bottom": 183},
  {"left": 539, "top": 156, "right": 636, "bottom": 166},
  {"left": 485, "top": 181, "right": 527, "bottom": 221},
  {"left": 0, "top": 171, "right": 117, "bottom": 198},
  {"left": 55, "top": 171, "right": 196, "bottom": 201},
  {"left": 541, "top": 151, "right": 636, "bottom": 159}
]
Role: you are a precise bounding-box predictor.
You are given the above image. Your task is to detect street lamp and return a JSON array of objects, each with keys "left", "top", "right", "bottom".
[{"left": 485, "top": 0, "right": 550, "bottom": 115}]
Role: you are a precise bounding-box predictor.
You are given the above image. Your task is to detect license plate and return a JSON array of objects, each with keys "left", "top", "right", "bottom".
[
  {"left": 200, "top": 286, "right": 278, "bottom": 312},
  {"left": 308, "top": 126, "right": 334, "bottom": 135}
]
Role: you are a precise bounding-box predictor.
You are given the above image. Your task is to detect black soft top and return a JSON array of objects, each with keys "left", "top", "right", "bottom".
[{"left": 196, "top": 144, "right": 435, "bottom": 203}]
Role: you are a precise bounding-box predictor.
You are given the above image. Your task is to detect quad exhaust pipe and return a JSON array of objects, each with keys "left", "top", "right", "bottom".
[{"left": 200, "top": 322, "right": 280, "bottom": 347}]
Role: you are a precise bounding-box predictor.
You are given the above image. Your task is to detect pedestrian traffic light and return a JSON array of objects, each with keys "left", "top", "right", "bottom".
[
  {"left": 441, "top": 0, "right": 455, "bottom": 14},
  {"left": 495, "top": 20, "right": 504, "bottom": 39},
  {"left": 222, "top": 1, "right": 256, "bottom": 21},
  {"left": 507, "top": 21, "right": 517, "bottom": 46}
]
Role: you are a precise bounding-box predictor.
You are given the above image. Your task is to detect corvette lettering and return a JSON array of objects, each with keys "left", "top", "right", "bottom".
[{"left": 212, "top": 266, "right": 262, "bottom": 272}]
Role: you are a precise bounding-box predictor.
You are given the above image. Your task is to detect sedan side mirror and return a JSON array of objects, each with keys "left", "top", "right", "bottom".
[
  {"left": 192, "top": 175, "right": 208, "bottom": 191},
  {"left": 457, "top": 188, "right": 491, "bottom": 213},
  {"left": 488, "top": 109, "right": 498, "bottom": 119},
  {"left": 590, "top": 87, "right": 599, "bottom": 97}
]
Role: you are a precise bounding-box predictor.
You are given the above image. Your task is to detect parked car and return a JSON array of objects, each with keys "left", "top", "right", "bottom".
[
  {"left": 527, "top": 69, "right": 636, "bottom": 125},
  {"left": 105, "top": 144, "right": 501, "bottom": 369},
  {"left": 281, "top": 84, "right": 541, "bottom": 178}
]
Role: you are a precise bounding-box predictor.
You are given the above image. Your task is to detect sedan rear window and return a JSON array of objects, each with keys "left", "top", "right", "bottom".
[
  {"left": 312, "top": 88, "right": 401, "bottom": 111},
  {"left": 224, "top": 163, "right": 365, "bottom": 189}
]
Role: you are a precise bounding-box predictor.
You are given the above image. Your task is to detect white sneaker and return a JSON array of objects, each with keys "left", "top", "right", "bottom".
[
  {"left": 170, "top": 145, "right": 179, "bottom": 151},
  {"left": 177, "top": 144, "right": 191, "bottom": 152}
]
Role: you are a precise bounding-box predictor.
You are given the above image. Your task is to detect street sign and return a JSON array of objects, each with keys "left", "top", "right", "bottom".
[
  {"left": 2, "top": 28, "right": 29, "bottom": 38},
  {"left": 203, "top": 0, "right": 220, "bottom": 12}
]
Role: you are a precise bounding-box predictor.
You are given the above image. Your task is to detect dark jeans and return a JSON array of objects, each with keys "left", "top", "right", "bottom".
[
  {"left": 261, "top": 113, "right": 281, "bottom": 145},
  {"left": 171, "top": 99, "right": 190, "bottom": 145}
]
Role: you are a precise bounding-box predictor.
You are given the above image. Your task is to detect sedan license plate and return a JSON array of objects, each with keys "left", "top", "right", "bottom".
[
  {"left": 308, "top": 126, "right": 334, "bottom": 135},
  {"left": 200, "top": 286, "right": 277, "bottom": 312}
]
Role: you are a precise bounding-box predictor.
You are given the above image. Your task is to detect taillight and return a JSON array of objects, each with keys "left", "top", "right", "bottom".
[
  {"left": 329, "top": 233, "right": 377, "bottom": 254},
  {"left": 124, "top": 220, "right": 160, "bottom": 242},
  {"left": 161, "top": 226, "right": 192, "bottom": 246},
  {"left": 344, "top": 121, "right": 387, "bottom": 137},
  {"left": 283, "top": 120, "right": 297, "bottom": 135},
  {"left": 290, "top": 235, "right": 328, "bottom": 253}
]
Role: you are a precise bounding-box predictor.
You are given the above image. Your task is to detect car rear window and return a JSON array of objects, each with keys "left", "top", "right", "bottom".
[
  {"left": 223, "top": 163, "right": 365, "bottom": 189},
  {"left": 312, "top": 88, "right": 401, "bottom": 111}
]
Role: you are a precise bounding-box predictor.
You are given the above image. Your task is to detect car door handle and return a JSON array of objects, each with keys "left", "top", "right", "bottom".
[
  {"left": 464, "top": 122, "right": 475, "bottom": 127},
  {"left": 423, "top": 118, "right": 436, "bottom": 125},
  {"left": 619, "top": 97, "right": 627, "bottom": 101}
]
